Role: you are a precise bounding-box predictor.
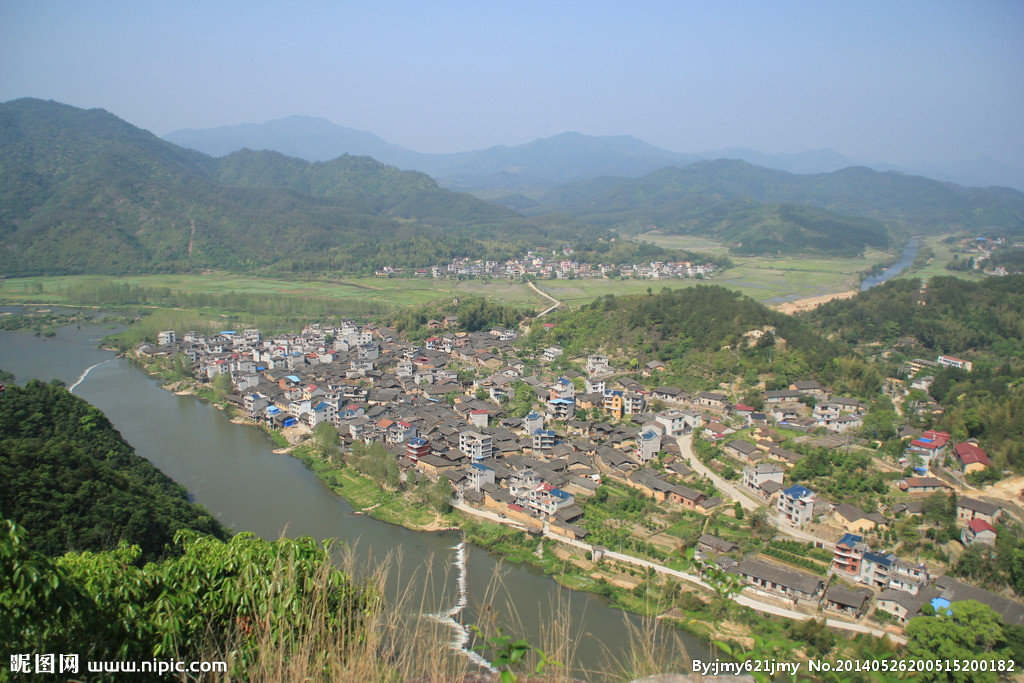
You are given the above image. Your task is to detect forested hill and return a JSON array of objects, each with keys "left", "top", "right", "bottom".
[
  {"left": 0, "top": 98, "right": 599, "bottom": 276},
  {"left": 803, "top": 275, "right": 1024, "bottom": 358},
  {"left": 529, "top": 285, "right": 851, "bottom": 392},
  {"left": 0, "top": 380, "right": 228, "bottom": 560},
  {"left": 515, "top": 160, "right": 1024, "bottom": 254}
]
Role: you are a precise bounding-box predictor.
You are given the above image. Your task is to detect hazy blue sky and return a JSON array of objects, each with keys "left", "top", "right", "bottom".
[{"left": 2, "top": 1, "right": 1022, "bottom": 166}]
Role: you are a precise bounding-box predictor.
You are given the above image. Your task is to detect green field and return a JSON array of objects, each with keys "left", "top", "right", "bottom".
[
  {"left": 532, "top": 246, "right": 889, "bottom": 308},
  {"left": 632, "top": 231, "right": 734, "bottom": 256},
  {"left": 0, "top": 273, "right": 544, "bottom": 309},
  {"left": 0, "top": 237, "right": 967, "bottom": 316}
]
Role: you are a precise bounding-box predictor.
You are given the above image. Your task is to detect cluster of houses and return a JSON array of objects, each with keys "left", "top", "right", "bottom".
[
  {"left": 374, "top": 250, "right": 717, "bottom": 281},
  {"left": 145, "top": 320, "right": 1020, "bottom": 633},
  {"left": 700, "top": 477, "right": 1014, "bottom": 626},
  {"left": 691, "top": 524, "right": 1024, "bottom": 629},
  {"left": 144, "top": 322, "right": 743, "bottom": 543}
]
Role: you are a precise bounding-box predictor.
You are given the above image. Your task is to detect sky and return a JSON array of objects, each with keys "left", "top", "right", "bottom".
[{"left": 2, "top": 0, "right": 1023, "bottom": 167}]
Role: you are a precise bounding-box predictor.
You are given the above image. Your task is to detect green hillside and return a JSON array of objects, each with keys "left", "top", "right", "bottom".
[
  {"left": 526, "top": 285, "right": 850, "bottom": 392},
  {"left": 804, "top": 275, "right": 1024, "bottom": 468},
  {"left": 524, "top": 160, "right": 1024, "bottom": 255},
  {"left": 0, "top": 99, "right": 601, "bottom": 276},
  {"left": 0, "top": 380, "right": 228, "bottom": 561},
  {"left": 804, "top": 275, "right": 1024, "bottom": 357}
]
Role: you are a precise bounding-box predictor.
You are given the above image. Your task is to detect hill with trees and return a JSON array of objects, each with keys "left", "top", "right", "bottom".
[
  {"left": 804, "top": 275, "right": 1024, "bottom": 357},
  {"left": 0, "top": 379, "right": 228, "bottom": 561},
  {"left": 516, "top": 160, "right": 1024, "bottom": 255},
  {"left": 803, "top": 275, "right": 1024, "bottom": 469},
  {"left": 525, "top": 285, "right": 859, "bottom": 393},
  {"left": 165, "top": 115, "right": 1024, "bottom": 192},
  {"left": 0, "top": 99, "right": 604, "bottom": 276}
]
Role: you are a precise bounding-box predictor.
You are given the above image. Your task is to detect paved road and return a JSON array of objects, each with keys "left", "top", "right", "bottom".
[
  {"left": 452, "top": 501, "right": 903, "bottom": 644},
  {"left": 677, "top": 434, "right": 837, "bottom": 549}
]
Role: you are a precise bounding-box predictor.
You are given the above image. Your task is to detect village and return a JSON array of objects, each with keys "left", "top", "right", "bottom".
[
  {"left": 373, "top": 247, "right": 718, "bottom": 280},
  {"left": 142, "top": 318, "right": 1024, "bottom": 641}
]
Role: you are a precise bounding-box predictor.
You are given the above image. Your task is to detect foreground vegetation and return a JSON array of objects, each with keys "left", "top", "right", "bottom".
[{"left": 0, "top": 380, "right": 227, "bottom": 560}]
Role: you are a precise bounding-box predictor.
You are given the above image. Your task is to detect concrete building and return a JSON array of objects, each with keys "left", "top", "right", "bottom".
[{"left": 776, "top": 485, "right": 815, "bottom": 527}]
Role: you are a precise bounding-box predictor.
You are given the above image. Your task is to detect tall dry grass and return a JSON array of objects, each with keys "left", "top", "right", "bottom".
[{"left": 185, "top": 540, "right": 693, "bottom": 683}]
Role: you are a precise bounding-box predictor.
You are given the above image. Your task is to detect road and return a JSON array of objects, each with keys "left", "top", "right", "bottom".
[
  {"left": 677, "top": 434, "right": 836, "bottom": 549},
  {"left": 527, "top": 280, "right": 563, "bottom": 317},
  {"left": 675, "top": 434, "right": 761, "bottom": 511},
  {"left": 452, "top": 501, "right": 903, "bottom": 644}
]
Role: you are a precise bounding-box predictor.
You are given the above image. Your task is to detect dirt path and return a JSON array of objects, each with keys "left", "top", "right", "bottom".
[{"left": 527, "top": 281, "right": 563, "bottom": 316}]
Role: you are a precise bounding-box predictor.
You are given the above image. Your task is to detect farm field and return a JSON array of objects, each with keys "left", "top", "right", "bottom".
[
  {"left": 535, "top": 254, "right": 883, "bottom": 309},
  {"left": 631, "top": 232, "right": 896, "bottom": 300},
  {"left": 0, "top": 239, "right": 940, "bottom": 314},
  {"left": 0, "top": 273, "right": 544, "bottom": 309}
]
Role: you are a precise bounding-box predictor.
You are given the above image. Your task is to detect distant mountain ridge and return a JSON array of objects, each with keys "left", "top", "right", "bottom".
[
  {"left": 164, "top": 115, "right": 1024, "bottom": 192},
  {"left": 0, "top": 98, "right": 592, "bottom": 276},
  {"left": 517, "top": 160, "right": 1024, "bottom": 250}
]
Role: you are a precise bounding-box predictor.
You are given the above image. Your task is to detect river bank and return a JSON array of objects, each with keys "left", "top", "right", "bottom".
[
  {"left": 3, "top": 323, "right": 730, "bottom": 681},
  {"left": 125, "top": 351, "right": 906, "bottom": 661},
  {"left": 127, "top": 351, "right": 755, "bottom": 647}
]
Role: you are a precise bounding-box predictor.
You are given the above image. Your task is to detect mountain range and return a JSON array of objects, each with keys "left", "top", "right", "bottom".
[
  {"left": 511, "top": 160, "right": 1024, "bottom": 250},
  {"left": 0, "top": 99, "right": 597, "bottom": 276},
  {"left": 3, "top": 98, "right": 1024, "bottom": 278},
  {"left": 165, "top": 115, "right": 1024, "bottom": 193}
]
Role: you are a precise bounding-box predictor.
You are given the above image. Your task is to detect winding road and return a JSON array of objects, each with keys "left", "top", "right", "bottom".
[
  {"left": 675, "top": 434, "right": 835, "bottom": 548},
  {"left": 676, "top": 434, "right": 761, "bottom": 511},
  {"left": 527, "top": 280, "right": 563, "bottom": 316}
]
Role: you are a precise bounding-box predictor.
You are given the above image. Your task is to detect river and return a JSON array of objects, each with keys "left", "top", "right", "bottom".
[
  {"left": 0, "top": 319, "right": 710, "bottom": 680},
  {"left": 860, "top": 237, "right": 920, "bottom": 291}
]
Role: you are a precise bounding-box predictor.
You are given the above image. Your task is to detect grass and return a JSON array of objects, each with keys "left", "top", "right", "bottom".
[
  {"left": 531, "top": 241, "right": 897, "bottom": 308},
  {"left": 0, "top": 273, "right": 545, "bottom": 310},
  {"left": 1, "top": 235, "right": 987, "bottom": 315},
  {"left": 0, "top": 240, "right": 894, "bottom": 315},
  {"left": 176, "top": 538, "right": 707, "bottom": 683}
]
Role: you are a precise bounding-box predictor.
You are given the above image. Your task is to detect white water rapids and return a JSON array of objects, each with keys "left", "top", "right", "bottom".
[
  {"left": 426, "top": 541, "right": 496, "bottom": 671},
  {"left": 68, "top": 358, "right": 113, "bottom": 392}
]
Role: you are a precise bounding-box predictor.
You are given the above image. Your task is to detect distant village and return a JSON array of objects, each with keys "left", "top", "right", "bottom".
[
  {"left": 374, "top": 247, "right": 717, "bottom": 280},
  {"left": 142, "top": 319, "right": 1024, "bottom": 635}
]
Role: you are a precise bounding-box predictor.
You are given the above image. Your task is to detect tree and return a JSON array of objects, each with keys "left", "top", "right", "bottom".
[
  {"left": 922, "top": 491, "right": 957, "bottom": 525},
  {"left": 312, "top": 421, "right": 341, "bottom": 460},
  {"left": 905, "top": 600, "right": 1012, "bottom": 682},
  {"left": 211, "top": 372, "right": 232, "bottom": 398},
  {"left": 428, "top": 476, "right": 452, "bottom": 513},
  {"left": 172, "top": 353, "right": 193, "bottom": 378}
]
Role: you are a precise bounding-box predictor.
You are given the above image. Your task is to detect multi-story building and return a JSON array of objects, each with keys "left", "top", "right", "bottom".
[
  {"left": 776, "top": 485, "right": 816, "bottom": 527},
  {"left": 406, "top": 437, "right": 431, "bottom": 461},
  {"left": 523, "top": 411, "right": 544, "bottom": 434},
  {"left": 636, "top": 429, "right": 662, "bottom": 462},
  {"left": 859, "top": 551, "right": 896, "bottom": 590},
  {"left": 459, "top": 430, "right": 492, "bottom": 461},
  {"left": 831, "top": 533, "right": 866, "bottom": 576},
  {"left": 654, "top": 409, "right": 702, "bottom": 436},
  {"left": 743, "top": 463, "right": 785, "bottom": 498},
  {"left": 532, "top": 429, "right": 556, "bottom": 452}
]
